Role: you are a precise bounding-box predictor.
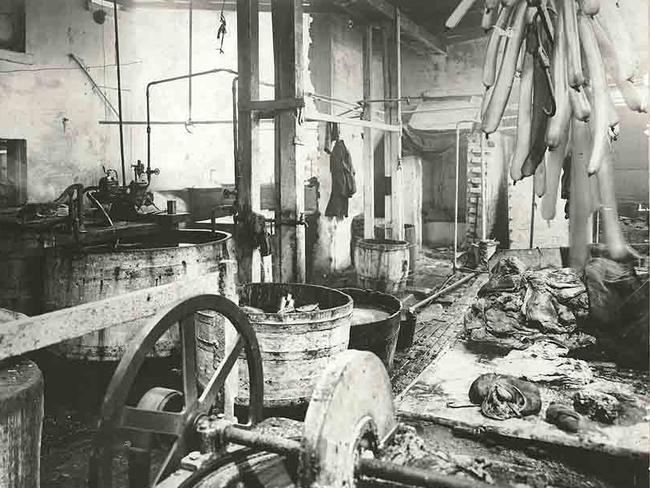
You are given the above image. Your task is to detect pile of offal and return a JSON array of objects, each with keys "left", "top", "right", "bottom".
[{"left": 463, "top": 254, "right": 648, "bottom": 431}]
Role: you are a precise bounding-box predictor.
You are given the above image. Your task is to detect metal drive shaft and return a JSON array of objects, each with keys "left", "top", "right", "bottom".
[
  {"left": 221, "top": 425, "right": 303, "bottom": 456},
  {"left": 357, "top": 457, "right": 496, "bottom": 488}
]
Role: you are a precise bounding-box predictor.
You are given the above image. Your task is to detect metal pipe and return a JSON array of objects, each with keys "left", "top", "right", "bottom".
[
  {"left": 409, "top": 271, "right": 479, "bottom": 314},
  {"left": 102, "top": 120, "right": 242, "bottom": 125},
  {"left": 454, "top": 120, "right": 476, "bottom": 272},
  {"left": 232, "top": 76, "right": 239, "bottom": 199},
  {"left": 113, "top": 0, "right": 126, "bottom": 185},
  {"left": 188, "top": 0, "right": 193, "bottom": 124},
  {"left": 146, "top": 68, "right": 239, "bottom": 176},
  {"left": 222, "top": 426, "right": 302, "bottom": 457},
  {"left": 304, "top": 110, "right": 401, "bottom": 132},
  {"left": 357, "top": 458, "right": 493, "bottom": 488}
]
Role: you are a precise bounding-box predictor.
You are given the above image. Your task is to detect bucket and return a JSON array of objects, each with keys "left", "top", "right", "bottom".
[
  {"left": 232, "top": 283, "right": 352, "bottom": 408},
  {"left": 473, "top": 239, "right": 499, "bottom": 268},
  {"left": 374, "top": 223, "right": 418, "bottom": 281},
  {"left": 195, "top": 310, "right": 226, "bottom": 388},
  {"left": 340, "top": 288, "right": 402, "bottom": 370},
  {"left": 354, "top": 239, "right": 410, "bottom": 294}
]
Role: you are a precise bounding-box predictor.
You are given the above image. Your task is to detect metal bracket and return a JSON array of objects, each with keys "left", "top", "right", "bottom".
[{"left": 277, "top": 213, "right": 308, "bottom": 228}]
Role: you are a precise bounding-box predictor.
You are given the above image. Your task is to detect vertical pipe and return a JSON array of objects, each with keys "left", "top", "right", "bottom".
[
  {"left": 188, "top": 0, "right": 193, "bottom": 123},
  {"left": 113, "top": 0, "right": 126, "bottom": 185},
  {"left": 146, "top": 85, "right": 151, "bottom": 182},
  {"left": 232, "top": 77, "right": 239, "bottom": 197}
]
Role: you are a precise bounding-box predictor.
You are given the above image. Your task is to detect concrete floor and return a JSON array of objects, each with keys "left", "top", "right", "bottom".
[{"left": 36, "top": 246, "right": 647, "bottom": 487}]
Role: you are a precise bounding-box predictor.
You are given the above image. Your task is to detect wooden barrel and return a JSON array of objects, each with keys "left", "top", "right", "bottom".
[
  {"left": 42, "top": 230, "right": 235, "bottom": 361},
  {"left": 340, "top": 288, "right": 402, "bottom": 370},
  {"left": 0, "top": 231, "right": 44, "bottom": 316},
  {"left": 233, "top": 283, "right": 352, "bottom": 408},
  {"left": 0, "top": 309, "right": 43, "bottom": 488},
  {"left": 354, "top": 239, "right": 410, "bottom": 294},
  {"left": 195, "top": 310, "right": 226, "bottom": 388},
  {"left": 375, "top": 223, "right": 418, "bottom": 281}
]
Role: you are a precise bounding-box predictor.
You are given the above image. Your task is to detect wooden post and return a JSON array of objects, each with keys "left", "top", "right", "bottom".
[
  {"left": 389, "top": 8, "right": 404, "bottom": 241},
  {"left": 236, "top": 0, "right": 261, "bottom": 284},
  {"left": 382, "top": 26, "right": 393, "bottom": 236},
  {"left": 362, "top": 26, "right": 375, "bottom": 240},
  {"left": 271, "top": 0, "right": 306, "bottom": 283}
]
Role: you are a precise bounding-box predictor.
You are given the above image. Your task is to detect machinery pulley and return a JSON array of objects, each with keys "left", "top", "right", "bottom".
[{"left": 89, "top": 295, "right": 495, "bottom": 488}]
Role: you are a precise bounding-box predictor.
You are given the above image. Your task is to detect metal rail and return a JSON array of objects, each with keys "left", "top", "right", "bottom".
[
  {"left": 113, "top": 0, "right": 126, "bottom": 185},
  {"left": 408, "top": 271, "right": 480, "bottom": 314}
]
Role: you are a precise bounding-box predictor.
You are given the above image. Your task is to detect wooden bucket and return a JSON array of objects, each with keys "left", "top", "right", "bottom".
[
  {"left": 375, "top": 223, "right": 418, "bottom": 281},
  {"left": 42, "top": 230, "right": 235, "bottom": 361},
  {"left": 0, "top": 309, "right": 43, "bottom": 488},
  {"left": 195, "top": 310, "right": 226, "bottom": 389},
  {"left": 340, "top": 288, "right": 402, "bottom": 371},
  {"left": 233, "top": 283, "right": 353, "bottom": 408},
  {"left": 354, "top": 239, "right": 410, "bottom": 294}
]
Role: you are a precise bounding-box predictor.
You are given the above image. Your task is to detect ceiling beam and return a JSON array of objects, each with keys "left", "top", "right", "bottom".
[{"left": 351, "top": 0, "right": 446, "bottom": 55}]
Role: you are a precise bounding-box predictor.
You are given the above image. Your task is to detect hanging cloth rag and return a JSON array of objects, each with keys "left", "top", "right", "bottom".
[{"left": 325, "top": 139, "right": 356, "bottom": 218}]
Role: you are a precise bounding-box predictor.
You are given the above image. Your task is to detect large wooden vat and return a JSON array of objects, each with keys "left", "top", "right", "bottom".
[
  {"left": 198, "top": 283, "right": 352, "bottom": 408},
  {"left": 43, "top": 229, "right": 235, "bottom": 361},
  {"left": 354, "top": 239, "right": 410, "bottom": 294},
  {"left": 0, "top": 309, "right": 44, "bottom": 488},
  {"left": 0, "top": 232, "right": 43, "bottom": 316}
]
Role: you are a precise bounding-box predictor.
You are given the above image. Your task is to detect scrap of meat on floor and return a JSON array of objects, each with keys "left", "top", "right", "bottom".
[{"left": 464, "top": 255, "right": 649, "bottom": 368}]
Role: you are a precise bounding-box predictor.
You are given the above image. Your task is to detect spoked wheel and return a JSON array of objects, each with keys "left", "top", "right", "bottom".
[{"left": 88, "top": 295, "right": 264, "bottom": 488}]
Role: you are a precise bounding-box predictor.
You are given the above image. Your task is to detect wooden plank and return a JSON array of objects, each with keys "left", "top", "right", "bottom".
[
  {"left": 362, "top": 26, "right": 375, "bottom": 240},
  {"left": 397, "top": 339, "right": 650, "bottom": 461},
  {"left": 236, "top": 0, "right": 261, "bottom": 283},
  {"left": 391, "top": 8, "right": 404, "bottom": 241},
  {"left": 383, "top": 12, "right": 404, "bottom": 241},
  {"left": 352, "top": 0, "right": 446, "bottom": 55},
  {"left": 271, "top": 0, "right": 305, "bottom": 283},
  {"left": 0, "top": 272, "right": 222, "bottom": 361}
]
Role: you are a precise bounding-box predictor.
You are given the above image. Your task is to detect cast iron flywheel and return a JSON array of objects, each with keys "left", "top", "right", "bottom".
[{"left": 87, "top": 294, "right": 264, "bottom": 488}]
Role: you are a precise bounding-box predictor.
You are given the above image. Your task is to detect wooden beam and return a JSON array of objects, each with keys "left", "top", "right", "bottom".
[
  {"left": 390, "top": 9, "right": 404, "bottom": 241},
  {"left": 241, "top": 97, "right": 305, "bottom": 119},
  {"left": 362, "top": 26, "right": 375, "bottom": 240},
  {"left": 382, "top": 23, "right": 393, "bottom": 235},
  {"left": 353, "top": 0, "right": 446, "bottom": 55},
  {"left": 271, "top": 0, "right": 305, "bottom": 283},
  {"left": 236, "top": 0, "right": 261, "bottom": 283},
  {"left": 0, "top": 272, "right": 225, "bottom": 361}
]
